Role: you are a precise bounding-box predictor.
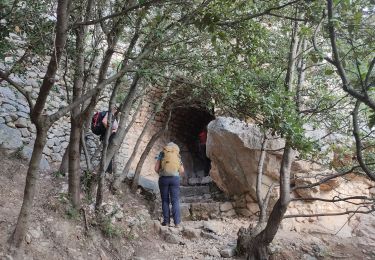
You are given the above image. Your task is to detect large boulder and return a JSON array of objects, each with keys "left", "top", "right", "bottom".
[{"left": 206, "top": 117, "right": 285, "bottom": 200}]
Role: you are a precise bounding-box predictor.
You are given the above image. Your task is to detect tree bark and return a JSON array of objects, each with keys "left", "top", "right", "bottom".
[
  {"left": 10, "top": 0, "right": 71, "bottom": 249},
  {"left": 238, "top": 146, "right": 294, "bottom": 260},
  {"left": 59, "top": 144, "right": 69, "bottom": 174},
  {"left": 68, "top": 121, "right": 82, "bottom": 208},
  {"left": 112, "top": 98, "right": 143, "bottom": 191},
  {"left": 11, "top": 128, "right": 47, "bottom": 247},
  {"left": 131, "top": 111, "right": 172, "bottom": 192}
]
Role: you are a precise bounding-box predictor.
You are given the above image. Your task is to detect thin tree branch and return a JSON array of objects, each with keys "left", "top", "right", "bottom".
[
  {"left": 73, "top": 0, "right": 162, "bottom": 27},
  {"left": 352, "top": 100, "right": 375, "bottom": 181},
  {"left": 217, "top": 0, "right": 302, "bottom": 26},
  {"left": 284, "top": 207, "right": 375, "bottom": 218}
]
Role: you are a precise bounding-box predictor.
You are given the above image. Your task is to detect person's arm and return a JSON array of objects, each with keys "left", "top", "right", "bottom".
[
  {"left": 102, "top": 112, "right": 108, "bottom": 128},
  {"left": 154, "top": 160, "right": 161, "bottom": 173},
  {"left": 154, "top": 152, "right": 163, "bottom": 174},
  {"left": 178, "top": 165, "right": 184, "bottom": 176}
]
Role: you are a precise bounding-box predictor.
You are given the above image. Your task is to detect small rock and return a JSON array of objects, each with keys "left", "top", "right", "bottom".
[
  {"left": 204, "top": 247, "right": 221, "bottom": 258},
  {"left": 201, "top": 230, "right": 220, "bottom": 240},
  {"left": 25, "top": 233, "right": 32, "bottom": 244},
  {"left": 220, "top": 246, "right": 236, "bottom": 258},
  {"left": 220, "top": 202, "right": 233, "bottom": 212},
  {"left": 182, "top": 227, "right": 200, "bottom": 239}
]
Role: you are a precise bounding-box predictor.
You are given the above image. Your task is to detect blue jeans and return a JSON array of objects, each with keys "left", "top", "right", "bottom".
[{"left": 158, "top": 176, "right": 181, "bottom": 225}]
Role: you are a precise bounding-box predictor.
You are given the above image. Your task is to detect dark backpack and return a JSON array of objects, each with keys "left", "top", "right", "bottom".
[{"left": 91, "top": 111, "right": 106, "bottom": 136}]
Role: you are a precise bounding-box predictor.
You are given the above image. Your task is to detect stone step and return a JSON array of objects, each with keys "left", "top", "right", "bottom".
[
  {"left": 180, "top": 185, "right": 210, "bottom": 197},
  {"left": 180, "top": 202, "right": 222, "bottom": 221},
  {"left": 181, "top": 195, "right": 213, "bottom": 203}
]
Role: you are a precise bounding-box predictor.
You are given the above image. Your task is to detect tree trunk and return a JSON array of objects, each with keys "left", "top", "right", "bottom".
[
  {"left": 131, "top": 110, "right": 172, "bottom": 192},
  {"left": 237, "top": 146, "right": 294, "bottom": 260},
  {"left": 112, "top": 98, "right": 143, "bottom": 190},
  {"left": 68, "top": 120, "right": 82, "bottom": 208},
  {"left": 11, "top": 128, "right": 47, "bottom": 248},
  {"left": 81, "top": 128, "right": 93, "bottom": 172},
  {"left": 59, "top": 144, "right": 69, "bottom": 174}
]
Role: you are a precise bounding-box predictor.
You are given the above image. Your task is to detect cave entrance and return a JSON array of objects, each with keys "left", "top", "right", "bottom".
[{"left": 168, "top": 107, "right": 215, "bottom": 185}]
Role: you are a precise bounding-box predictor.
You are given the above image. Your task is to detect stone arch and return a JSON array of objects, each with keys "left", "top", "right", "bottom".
[{"left": 167, "top": 107, "right": 215, "bottom": 183}]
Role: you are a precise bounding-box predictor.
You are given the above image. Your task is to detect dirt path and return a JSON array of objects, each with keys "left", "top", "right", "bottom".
[{"left": 0, "top": 155, "right": 374, "bottom": 260}]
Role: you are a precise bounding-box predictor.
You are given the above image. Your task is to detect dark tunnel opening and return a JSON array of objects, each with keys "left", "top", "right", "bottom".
[{"left": 168, "top": 107, "right": 215, "bottom": 185}]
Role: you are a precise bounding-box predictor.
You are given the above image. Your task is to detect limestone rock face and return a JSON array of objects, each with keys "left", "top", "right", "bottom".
[{"left": 206, "top": 117, "right": 285, "bottom": 200}]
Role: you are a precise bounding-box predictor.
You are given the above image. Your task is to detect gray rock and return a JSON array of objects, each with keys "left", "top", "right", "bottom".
[
  {"left": 46, "top": 139, "right": 55, "bottom": 148},
  {"left": 163, "top": 232, "right": 181, "bottom": 244},
  {"left": 51, "top": 153, "right": 62, "bottom": 162},
  {"left": 0, "top": 124, "right": 23, "bottom": 152},
  {"left": 9, "top": 113, "right": 18, "bottom": 121},
  {"left": 14, "top": 118, "right": 28, "bottom": 128},
  {"left": 19, "top": 146, "right": 50, "bottom": 171},
  {"left": 19, "top": 128, "right": 31, "bottom": 137},
  {"left": 17, "top": 111, "right": 29, "bottom": 118},
  {"left": 220, "top": 202, "right": 233, "bottom": 212},
  {"left": 6, "top": 121, "right": 16, "bottom": 128},
  {"left": 52, "top": 145, "right": 61, "bottom": 153},
  {"left": 25, "top": 78, "right": 39, "bottom": 88},
  {"left": 220, "top": 246, "right": 236, "bottom": 258},
  {"left": 43, "top": 146, "right": 52, "bottom": 156},
  {"left": 0, "top": 117, "right": 5, "bottom": 124},
  {"left": 182, "top": 227, "right": 200, "bottom": 239},
  {"left": 25, "top": 233, "right": 32, "bottom": 244},
  {"left": 203, "top": 221, "right": 220, "bottom": 234},
  {"left": 3, "top": 103, "right": 17, "bottom": 112},
  {"left": 201, "top": 175, "right": 212, "bottom": 184},
  {"left": 201, "top": 230, "right": 220, "bottom": 240},
  {"left": 204, "top": 247, "right": 221, "bottom": 258},
  {"left": 302, "top": 254, "right": 317, "bottom": 260},
  {"left": 18, "top": 105, "right": 30, "bottom": 114},
  {"left": 0, "top": 87, "right": 16, "bottom": 100},
  {"left": 4, "top": 115, "right": 12, "bottom": 123}
]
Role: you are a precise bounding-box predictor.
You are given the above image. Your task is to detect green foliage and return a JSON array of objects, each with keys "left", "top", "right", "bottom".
[
  {"left": 65, "top": 206, "right": 80, "bottom": 220},
  {"left": 53, "top": 170, "right": 65, "bottom": 178},
  {"left": 99, "top": 216, "right": 123, "bottom": 238}
]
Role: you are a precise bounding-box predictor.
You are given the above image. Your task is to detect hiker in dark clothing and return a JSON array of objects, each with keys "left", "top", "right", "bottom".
[{"left": 198, "top": 126, "right": 210, "bottom": 174}]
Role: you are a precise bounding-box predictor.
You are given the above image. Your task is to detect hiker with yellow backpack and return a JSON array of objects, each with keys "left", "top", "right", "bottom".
[{"left": 154, "top": 142, "right": 184, "bottom": 227}]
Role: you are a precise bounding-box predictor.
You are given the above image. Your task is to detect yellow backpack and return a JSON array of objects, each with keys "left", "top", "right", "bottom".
[{"left": 161, "top": 143, "right": 181, "bottom": 175}]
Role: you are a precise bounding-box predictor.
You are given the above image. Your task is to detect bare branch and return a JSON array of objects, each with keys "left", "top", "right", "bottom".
[
  {"left": 292, "top": 195, "right": 374, "bottom": 204},
  {"left": 217, "top": 0, "right": 302, "bottom": 26},
  {"left": 352, "top": 101, "right": 375, "bottom": 181},
  {"left": 73, "top": 0, "right": 162, "bottom": 27},
  {"left": 284, "top": 207, "right": 375, "bottom": 219},
  {"left": 365, "top": 57, "right": 375, "bottom": 89},
  {"left": 292, "top": 165, "right": 361, "bottom": 191}
]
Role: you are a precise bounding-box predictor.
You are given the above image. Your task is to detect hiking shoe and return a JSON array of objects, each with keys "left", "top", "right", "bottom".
[{"left": 161, "top": 222, "right": 170, "bottom": 226}]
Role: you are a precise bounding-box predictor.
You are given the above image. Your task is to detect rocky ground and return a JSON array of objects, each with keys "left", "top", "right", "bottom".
[{"left": 0, "top": 154, "right": 375, "bottom": 260}]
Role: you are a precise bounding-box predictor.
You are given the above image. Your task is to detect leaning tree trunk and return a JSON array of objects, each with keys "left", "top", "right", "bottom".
[
  {"left": 131, "top": 111, "right": 172, "bottom": 192},
  {"left": 11, "top": 128, "right": 47, "bottom": 247},
  {"left": 237, "top": 146, "right": 294, "bottom": 260},
  {"left": 111, "top": 99, "right": 143, "bottom": 191}
]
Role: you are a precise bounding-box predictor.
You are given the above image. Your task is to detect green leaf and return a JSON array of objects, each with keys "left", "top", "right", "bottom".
[{"left": 324, "top": 69, "right": 334, "bottom": 75}]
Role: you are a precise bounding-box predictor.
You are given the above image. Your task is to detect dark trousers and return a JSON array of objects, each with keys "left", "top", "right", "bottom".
[{"left": 158, "top": 176, "right": 181, "bottom": 225}]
